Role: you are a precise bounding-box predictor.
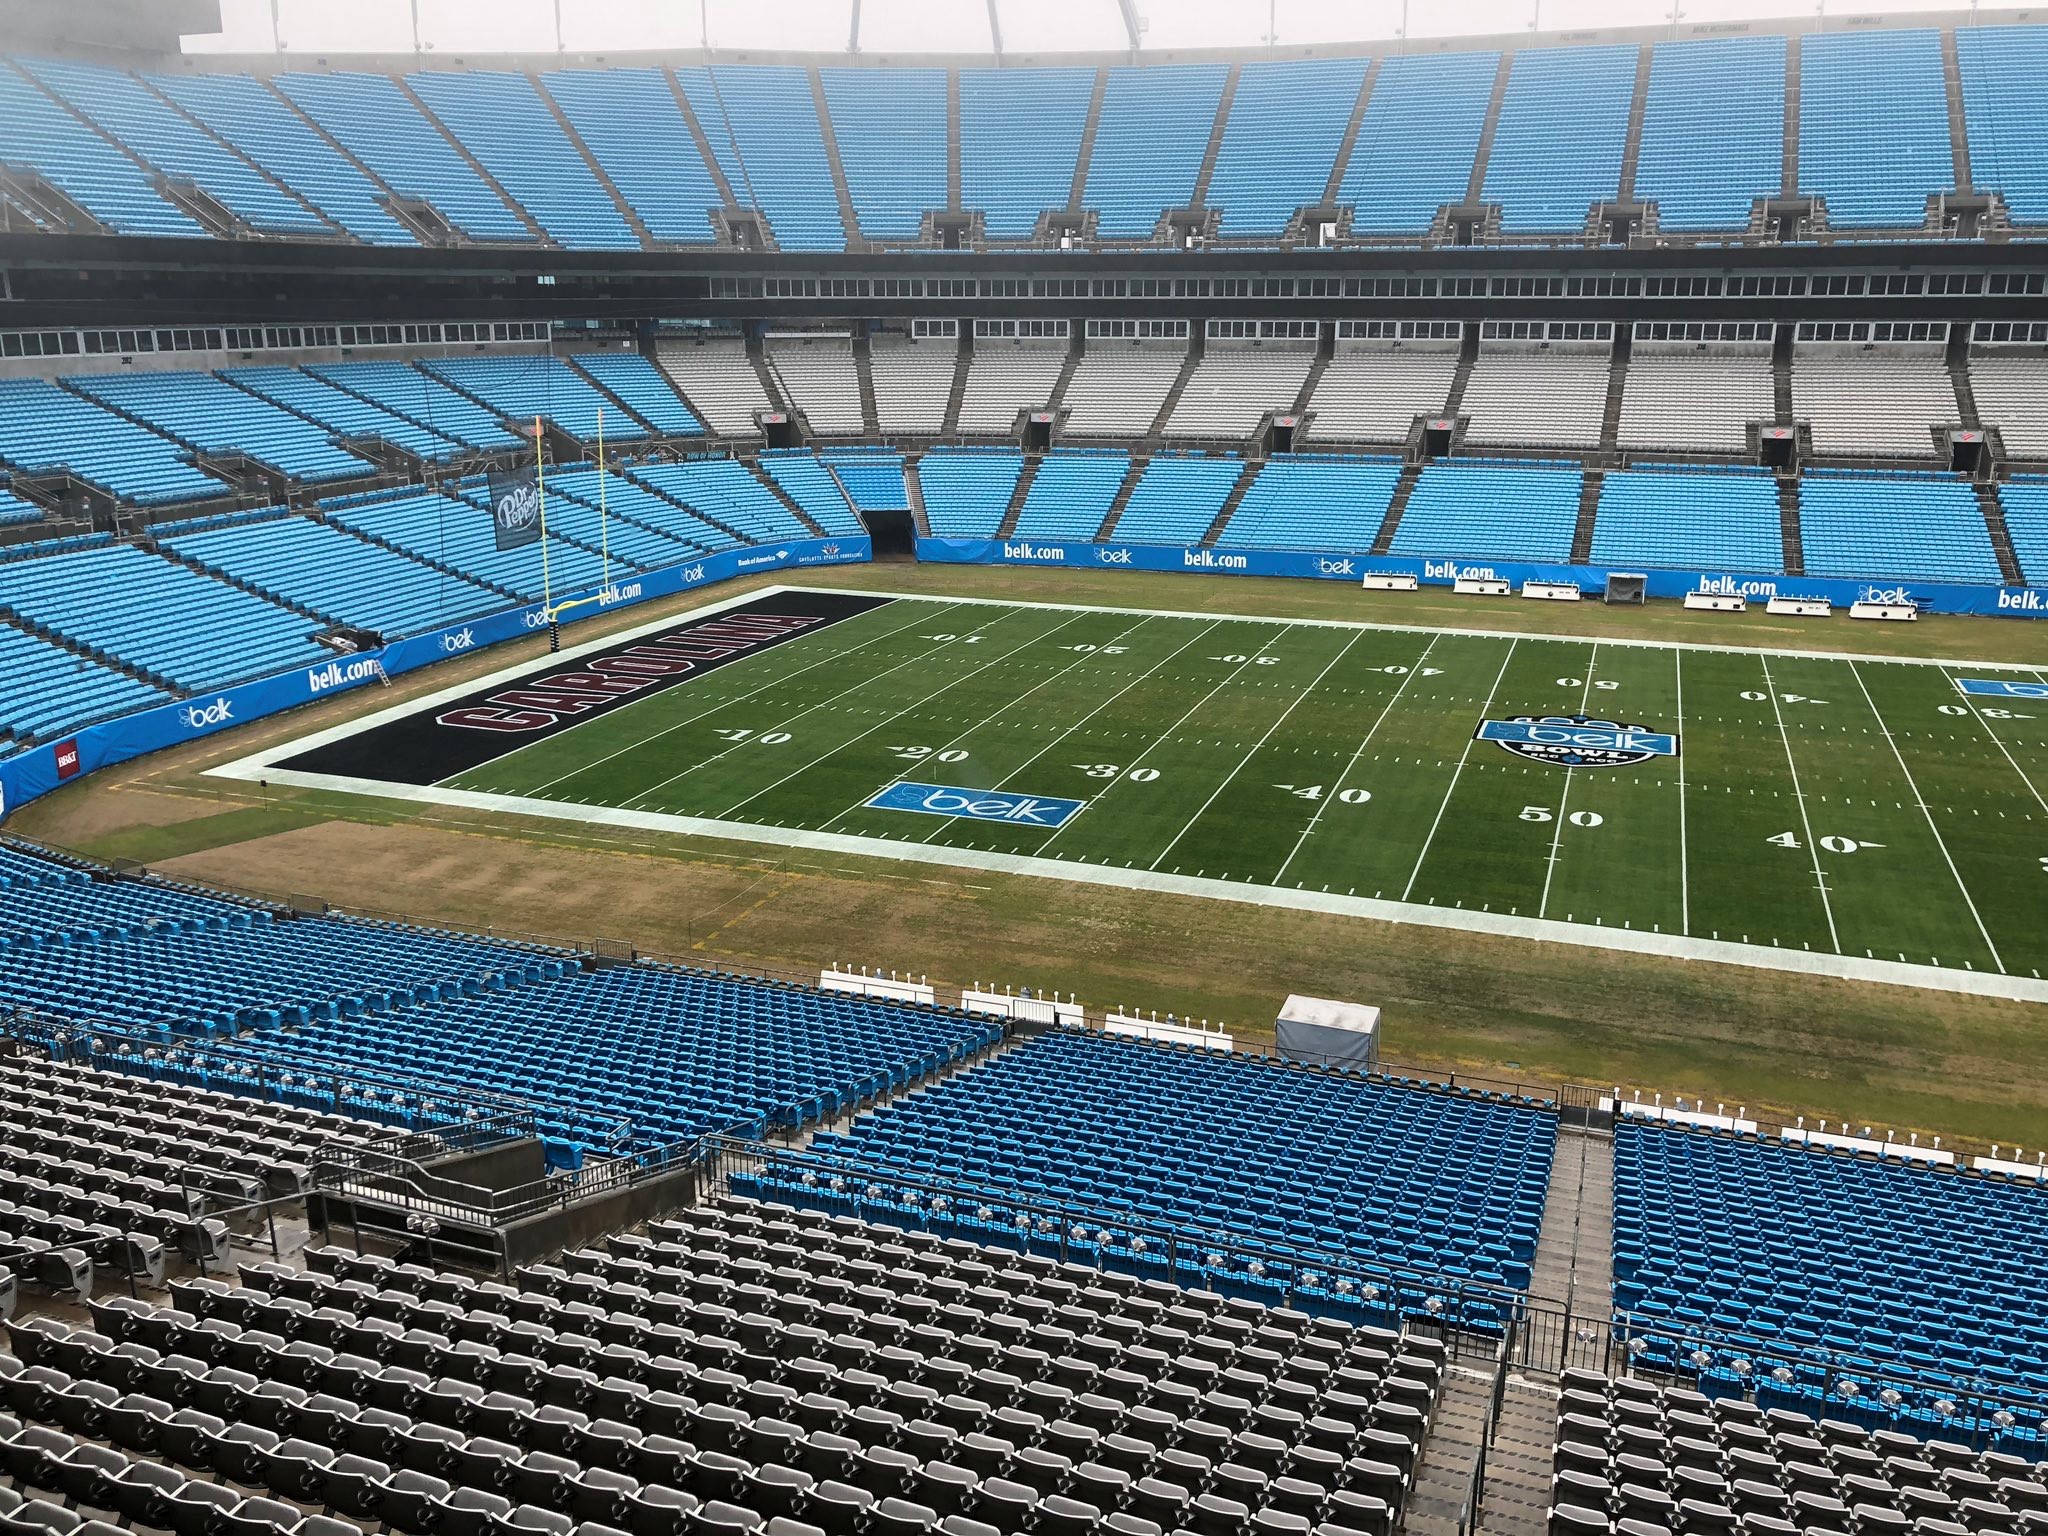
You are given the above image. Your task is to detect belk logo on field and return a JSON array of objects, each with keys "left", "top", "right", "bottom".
[
  {"left": 1476, "top": 715, "right": 1679, "bottom": 768},
  {"left": 865, "top": 781, "right": 1088, "bottom": 828},
  {"left": 1955, "top": 677, "right": 2048, "bottom": 699}
]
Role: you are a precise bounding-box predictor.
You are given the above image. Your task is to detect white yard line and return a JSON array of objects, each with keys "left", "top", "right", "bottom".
[
  {"left": 515, "top": 599, "right": 959, "bottom": 797},
  {"left": 1273, "top": 633, "right": 1442, "bottom": 885},
  {"left": 1939, "top": 664, "right": 2048, "bottom": 818},
  {"left": 709, "top": 610, "right": 1090, "bottom": 819},
  {"left": 205, "top": 762, "right": 2048, "bottom": 1007},
  {"left": 1675, "top": 648, "right": 1691, "bottom": 937},
  {"left": 1847, "top": 660, "right": 2006, "bottom": 974},
  {"left": 1036, "top": 623, "right": 1290, "bottom": 852},
  {"left": 1538, "top": 645, "right": 1599, "bottom": 922},
  {"left": 1402, "top": 638, "right": 1519, "bottom": 902},
  {"left": 915, "top": 618, "right": 1226, "bottom": 844},
  {"left": 814, "top": 612, "right": 1159, "bottom": 832},
  {"left": 1148, "top": 629, "right": 1365, "bottom": 873},
  {"left": 1757, "top": 651, "right": 1841, "bottom": 954}
]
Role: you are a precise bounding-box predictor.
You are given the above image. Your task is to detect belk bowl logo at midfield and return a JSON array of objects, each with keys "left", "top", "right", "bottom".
[{"left": 1476, "top": 715, "right": 1679, "bottom": 768}]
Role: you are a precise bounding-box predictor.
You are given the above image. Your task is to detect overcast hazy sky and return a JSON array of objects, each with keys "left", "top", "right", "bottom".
[{"left": 184, "top": 0, "right": 1988, "bottom": 57}]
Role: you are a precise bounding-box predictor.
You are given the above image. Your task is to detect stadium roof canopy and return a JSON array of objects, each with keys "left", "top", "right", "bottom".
[{"left": 184, "top": 0, "right": 2004, "bottom": 62}]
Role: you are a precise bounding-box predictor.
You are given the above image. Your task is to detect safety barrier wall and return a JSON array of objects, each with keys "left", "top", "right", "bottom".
[
  {"left": 0, "top": 536, "right": 871, "bottom": 821},
  {"left": 915, "top": 536, "right": 2048, "bottom": 618}
]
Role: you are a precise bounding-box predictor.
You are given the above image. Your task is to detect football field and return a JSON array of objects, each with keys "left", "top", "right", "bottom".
[{"left": 222, "top": 586, "right": 2048, "bottom": 1001}]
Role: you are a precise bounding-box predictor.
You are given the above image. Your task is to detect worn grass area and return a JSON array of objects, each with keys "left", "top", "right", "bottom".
[{"left": 14, "top": 562, "right": 2048, "bottom": 1148}]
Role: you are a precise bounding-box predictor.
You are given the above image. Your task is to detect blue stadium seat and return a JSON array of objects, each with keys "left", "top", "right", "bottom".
[
  {"left": 541, "top": 68, "right": 726, "bottom": 244},
  {"left": 674, "top": 67, "right": 846, "bottom": 252},
  {"left": 0, "top": 486, "right": 45, "bottom": 528},
  {"left": 1110, "top": 454, "right": 1245, "bottom": 545},
  {"left": 66, "top": 371, "right": 376, "bottom": 485},
  {"left": 1799, "top": 470, "right": 2001, "bottom": 585},
  {"left": 568, "top": 352, "right": 704, "bottom": 437},
  {"left": 0, "top": 58, "right": 206, "bottom": 236},
  {"left": 758, "top": 451, "right": 872, "bottom": 538},
  {"left": 959, "top": 68, "right": 1095, "bottom": 239},
  {"left": 1206, "top": 59, "right": 1369, "bottom": 237},
  {"left": 421, "top": 355, "right": 647, "bottom": 444},
  {"left": 325, "top": 487, "right": 597, "bottom": 601},
  {"left": 307, "top": 362, "right": 524, "bottom": 452},
  {"left": 917, "top": 448, "right": 1024, "bottom": 537},
  {"left": 1633, "top": 36, "right": 1785, "bottom": 231},
  {"left": 1591, "top": 466, "right": 1785, "bottom": 573},
  {"left": 222, "top": 367, "right": 466, "bottom": 463},
  {"left": 1216, "top": 454, "right": 1402, "bottom": 552},
  {"left": 820, "top": 68, "right": 947, "bottom": 242},
  {"left": 1339, "top": 52, "right": 1500, "bottom": 236},
  {"left": 1481, "top": 45, "right": 1639, "bottom": 234},
  {"left": 1011, "top": 450, "right": 1131, "bottom": 541},
  {"left": 819, "top": 447, "right": 910, "bottom": 512},
  {"left": 541, "top": 467, "right": 740, "bottom": 552},
  {"left": 626, "top": 458, "right": 813, "bottom": 545},
  {"left": 1390, "top": 458, "right": 1582, "bottom": 564},
  {"left": 1998, "top": 477, "right": 2048, "bottom": 584},
  {"left": 1798, "top": 31, "right": 1955, "bottom": 227},
  {"left": 0, "top": 621, "right": 170, "bottom": 747},
  {"left": 0, "top": 378, "right": 226, "bottom": 506},
  {"left": 1955, "top": 27, "right": 2048, "bottom": 225},
  {"left": 1082, "top": 65, "right": 1228, "bottom": 238}
]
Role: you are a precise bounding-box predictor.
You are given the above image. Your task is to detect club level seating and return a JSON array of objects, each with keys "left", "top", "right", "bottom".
[
  {"left": 1163, "top": 354, "right": 1314, "bottom": 442},
  {"left": 1961, "top": 356, "right": 2048, "bottom": 460},
  {"left": 421, "top": 359, "right": 643, "bottom": 446},
  {"left": 541, "top": 69, "right": 723, "bottom": 246},
  {"left": 0, "top": 543, "right": 326, "bottom": 694},
  {"left": 868, "top": 343, "right": 956, "bottom": 437},
  {"left": 1460, "top": 348, "right": 1610, "bottom": 450},
  {"left": 1388, "top": 459, "right": 1583, "bottom": 565},
  {"left": 654, "top": 342, "right": 773, "bottom": 440},
  {"left": 406, "top": 72, "right": 638, "bottom": 252},
  {"left": 1996, "top": 479, "right": 2048, "bottom": 585},
  {"left": 1215, "top": 458, "right": 1402, "bottom": 554},
  {"left": 1797, "top": 471, "right": 2001, "bottom": 586},
  {"left": 1481, "top": 45, "right": 1638, "bottom": 234},
  {"left": 148, "top": 72, "right": 418, "bottom": 247},
  {"left": 820, "top": 450, "right": 909, "bottom": 513},
  {"left": 1206, "top": 60, "right": 1369, "bottom": 239},
  {"left": 1110, "top": 457, "right": 1246, "bottom": 547},
  {"left": 0, "top": 1194, "right": 1446, "bottom": 1536},
  {"left": 1082, "top": 66, "right": 1228, "bottom": 240},
  {"left": 66, "top": 373, "right": 373, "bottom": 486},
  {"left": 567, "top": 355, "right": 704, "bottom": 439},
  {"left": 305, "top": 365, "right": 524, "bottom": 454},
  {"left": 1619, "top": 350, "right": 1776, "bottom": 455},
  {"left": 821, "top": 70, "right": 947, "bottom": 243},
  {"left": 322, "top": 490, "right": 590, "bottom": 603},
  {"left": 757, "top": 453, "right": 871, "bottom": 540},
  {"left": 273, "top": 71, "right": 534, "bottom": 244},
  {"left": 625, "top": 461, "right": 811, "bottom": 547},
  {"left": 1011, "top": 452, "right": 1131, "bottom": 542},
  {"left": 540, "top": 469, "right": 739, "bottom": 555},
  {"left": 0, "top": 914, "right": 573, "bottom": 1040},
  {"left": 1547, "top": 1366, "right": 2048, "bottom": 1536},
  {"left": 1614, "top": 1121, "right": 2048, "bottom": 1404},
  {"left": 1061, "top": 351, "right": 1186, "bottom": 439},
  {"left": 675, "top": 67, "right": 845, "bottom": 254},
  {"left": 916, "top": 451, "right": 1024, "bottom": 540},
  {"left": 221, "top": 370, "right": 466, "bottom": 464},
  {"left": 766, "top": 342, "right": 865, "bottom": 437},
  {"left": 0, "top": 61, "right": 205, "bottom": 238},
  {"left": 1339, "top": 52, "right": 1499, "bottom": 236},
  {"left": 0, "top": 380, "right": 226, "bottom": 507},
  {"left": 19, "top": 57, "right": 329, "bottom": 239},
  {"left": 809, "top": 1031, "right": 1556, "bottom": 1308},
  {"left": 1634, "top": 37, "right": 1787, "bottom": 232},
  {"left": 0, "top": 624, "right": 168, "bottom": 752},
  {"left": 1792, "top": 351, "right": 1958, "bottom": 460},
  {"left": 1301, "top": 351, "right": 1458, "bottom": 447},
  {"left": 957, "top": 347, "right": 1068, "bottom": 438},
  {"left": 960, "top": 69, "right": 1094, "bottom": 240},
  {"left": 1591, "top": 468, "right": 1784, "bottom": 573},
  {"left": 1798, "top": 31, "right": 1954, "bottom": 228}
]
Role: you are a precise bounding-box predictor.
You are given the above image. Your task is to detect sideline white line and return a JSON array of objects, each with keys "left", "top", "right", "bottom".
[
  {"left": 1757, "top": 651, "right": 1841, "bottom": 954},
  {"left": 814, "top": 610, "right": 1158, "bottom": 832},
  {"left": 1272, "top": 633, "right": 1442, "bottom": 885},
  {"left": 1939, "top": 664, "right": 2048, "bottom": 818},
  {"left": 915, "top": 618, "right": 1225, "bottom": 845},
  {"left": 1847, "top": 660, "right": 2005, "bottom": 974},
  {"left": 711, "top": 609, "right": 1089, "bottom": 819},
  {"left": 513, "top": 599, "right": 960, "bottom": 797},
  {"left": 1402, "top": 638, "right": 1519, "bottom": 902},
  {"left": 1036, "top": 621, "right": 1290, "bottom": 852},
  {"left": 206, "top": 763, "right": 2048, "bottom": 1007},
  {"left": 1149, "top": 628, "right": 1365, "bottom": 873},
  {"left": 1539, "top": 645, "right": 1599, "bottom": 922}
]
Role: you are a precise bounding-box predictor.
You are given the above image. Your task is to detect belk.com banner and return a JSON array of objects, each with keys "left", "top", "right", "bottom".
[
  {"left": 0, "top": 537, "right": 868, "bottom": 822},
  {"left": 915, "top": 537, "right": 2048, "bottom": 619}
]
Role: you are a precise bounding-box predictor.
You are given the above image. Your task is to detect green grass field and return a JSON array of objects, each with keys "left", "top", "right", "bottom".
[{"left": 360, "top": 590, "right": 2048, "bottom": 996}]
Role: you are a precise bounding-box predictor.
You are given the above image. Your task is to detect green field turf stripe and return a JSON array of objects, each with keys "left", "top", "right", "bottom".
[
  {"left": 1401, "top": 638, "right": 1519, "bottom": 902},
  {"left": 459, "top": 597, "right": 952, "bottom": 798},
  {"left": 1147, "top": 627, "right": 1367, "bottom": 874},
  {"left": 1537, "top": 644, "right": 1601, "bottom": 922},
  {"left": 1272, "top": 632, "right": 1443, "bottom": 887},
  {"left": 1676, "top": 647, "right": 1691, "bottom": 936},
  {"left": 1934, "top": 664, "right": 2048, "bottom": 816},
  {"left": 1757, "top": 650, "right": 1841, "bottom": 953},
  {"left": 1847, "top": 660, "right": 2005, "bottom": 974}
]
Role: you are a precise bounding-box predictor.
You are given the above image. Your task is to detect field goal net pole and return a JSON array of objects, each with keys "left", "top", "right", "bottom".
[{"left": 537, "top": 407, "right": 617, "bottom": 654}]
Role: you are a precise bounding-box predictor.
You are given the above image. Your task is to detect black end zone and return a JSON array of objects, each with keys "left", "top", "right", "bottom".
[{"left": 277, "top": 590, "right": 896, "bottom": 786}]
